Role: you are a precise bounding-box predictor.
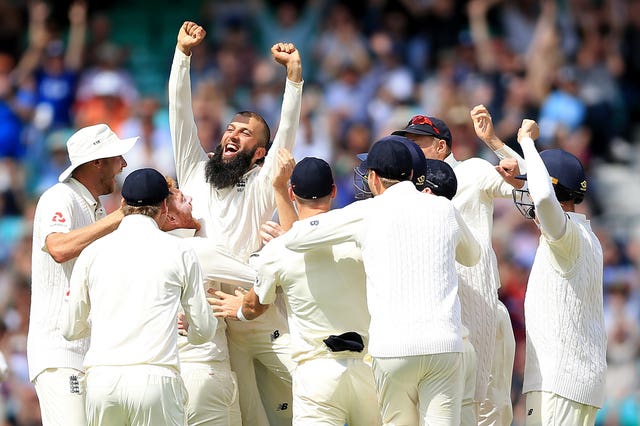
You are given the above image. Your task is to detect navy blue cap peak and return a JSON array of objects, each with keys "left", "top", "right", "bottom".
[
  {"left": 291, "top": 157, "right": 334, "bottom": 200},
  {"left": 122, "top": 168, "right": 169, "bottom": 207},
  {"left": 360, "top": 135, "right": 414, "bottom": 181}
]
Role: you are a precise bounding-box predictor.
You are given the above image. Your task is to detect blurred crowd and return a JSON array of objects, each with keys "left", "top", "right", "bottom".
[{"left": 1, "top": 0, "right": 640, "bottom": 425}]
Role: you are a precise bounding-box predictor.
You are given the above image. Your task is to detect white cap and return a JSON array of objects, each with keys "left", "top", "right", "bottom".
[{"left": 58, "top": 124, "right": 138, "bottom": 182}]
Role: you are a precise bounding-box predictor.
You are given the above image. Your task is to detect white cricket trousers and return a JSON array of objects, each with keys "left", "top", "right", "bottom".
[
  {"left": 525, "top": 391, "right": 598, "bottom": 426},
  {"left": 292, "top": 357, "right": 381, "bottom": 425},
  {"left": 461, "top": 336, "right": 478, "bottom": 426},
  {"left": 181, "top": 360, "right": 241, "bottom": 426},
  {"left": 34, "top": 367, "right": 87, "bottom": 426},
  {"left": 479, "top": 300, "right": 515, "bottom": 426},
  {"left": 84, "top": 365, "right": 187, "bottom": 426},
  {"left": 372, "top": 352, "right": 463, "bottom": 426},
  {"left": 226, "top": 304, "right": 295, "bottom": 426}
]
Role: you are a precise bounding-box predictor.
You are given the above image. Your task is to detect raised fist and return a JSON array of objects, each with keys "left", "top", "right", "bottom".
[{"left": 177, "top": 21, "right": 206, "bottom": 55}]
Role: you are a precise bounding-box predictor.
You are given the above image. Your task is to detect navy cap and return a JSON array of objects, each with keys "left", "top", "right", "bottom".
[
  {"left": 424, "top": 159, "right": 458, "bottom": 200},
  {"left": 388, "top": 136, "right": 427, "bottom": 190},
  {"left": 290, "top": 157, "right": 334, "bottom": 199},
  {"left": 122, "top": 168, "right": 170, "bottom": 206},
  {"left": 360, "top": 136, "right": 413, "bottom": 181},
  {"left": 392, "top": 115, "right": 453, "bottom": 148},
  {"left": 516, "top": 149, "right": 587, "bottom": 203}
]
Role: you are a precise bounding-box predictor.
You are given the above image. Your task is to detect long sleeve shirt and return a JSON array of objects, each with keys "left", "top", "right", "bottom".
[
  {"left": 520, "top": 137, "right": 606, "bottom": 407},
  {"left": 27, "top": 178, "right": 104, "bottom": 381},
  {"left": 252, "top": 236, "right": 369, "bottom": 364},
  {"left": 61, "top": 215, "right": 216, "bottom": 373},
  {"left": 168, "top": 47, "right": 303, "bottom": 262},
  {"left": 284, "top": 181, "right": 480, "bottom": 358}
]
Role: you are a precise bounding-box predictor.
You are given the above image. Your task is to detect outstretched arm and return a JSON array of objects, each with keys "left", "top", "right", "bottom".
[
  {"left": 517, "top": 119, "right": 567, "bottom": 240},
  {"left": 259, "top": 43, "right": 303, "bottom": 179},
  {"left": 169, "top": 21, "right": 209, "bottom": 184}
]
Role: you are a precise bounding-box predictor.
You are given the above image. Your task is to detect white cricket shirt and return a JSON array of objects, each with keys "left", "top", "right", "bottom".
[
  {"left": 251, "top": 236, "right": 369, "bottom": 364},
  {"left": 27, "top": 178, "right": 105, "bottom": 381}
]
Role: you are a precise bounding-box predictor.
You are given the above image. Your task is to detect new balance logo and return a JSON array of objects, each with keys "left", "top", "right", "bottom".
[
  {"left": 528, "top": 409, "right": 533, "bottom": 416},
  {"left": 276, "top": 403, "right": 288, "bottom": 411},
  {"left": 69, "top": 375, "right": 80, "bottom": 394}
]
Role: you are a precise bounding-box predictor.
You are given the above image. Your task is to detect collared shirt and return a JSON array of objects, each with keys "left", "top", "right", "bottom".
[
  {"left": 62, "top": 215, "right": 216, "bottom": 372},
  {"left": 27, "top": 178, "right": 102, "bottom": 381}
]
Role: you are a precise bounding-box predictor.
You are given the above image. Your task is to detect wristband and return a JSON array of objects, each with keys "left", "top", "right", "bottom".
[{"left": 236, "top": 305, "right": 248, "bottom": 322}]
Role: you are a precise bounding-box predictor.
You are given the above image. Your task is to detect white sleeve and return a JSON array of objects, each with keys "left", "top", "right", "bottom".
[
  {"left": 258, "top": 78, "right": 304, "bottom": 181},
  {"left": 284, "top": 201, "right": 368, "bottom": 252},
  {"left": 168, "top": 47, "right": 208, "bottom": 185},
  {"left": 186, "top": 238, "right": 256, "bottom": 289},
  {"left": 494, "top": 144, "right": 527, "bottom": 174},
  {"left": 61, "top": 250, "right": 91, "bottom": 341},
  {"left": 520, "top": 137, "right": 566, "bottom": 240},
  {"left": 180, "top": 248, "right": 217, "bottom": 345}
]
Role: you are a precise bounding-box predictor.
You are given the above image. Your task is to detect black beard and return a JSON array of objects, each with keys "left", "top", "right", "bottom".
[{"left": 205, "top": 144, "right": 256, "bottom": 189}]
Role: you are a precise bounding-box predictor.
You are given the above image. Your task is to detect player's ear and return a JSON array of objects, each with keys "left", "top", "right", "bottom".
[
  {"left": 253, "top": 146, "right": 267, "bottom": 163},
  {"left": 288, "top": 186, "right": 296, "bottom": 202},
  {"left": 330, "top": 184, "right": 337, "bottom": 199}
]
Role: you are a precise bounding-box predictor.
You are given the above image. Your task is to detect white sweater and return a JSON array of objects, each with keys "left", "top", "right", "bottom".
[
  {"left": 520, "top": 137, "right": 606, "bottom": 407},
  {"left": 445, "top": 151, "right": 521, "bottom": 400},
  {"left": 284, "top": 181, "right": 480, "bottom": 357}
]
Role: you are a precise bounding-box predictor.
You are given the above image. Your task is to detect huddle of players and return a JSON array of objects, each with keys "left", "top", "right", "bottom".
[{"left": 29, "top": 19, "right": 606, "bottom": 426}]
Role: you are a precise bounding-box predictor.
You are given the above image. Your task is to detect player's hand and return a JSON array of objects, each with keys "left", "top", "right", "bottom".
[
  {"left": 517, "top": 119, "right": 539, "bottom": 143},
  {"left": 495, "top": 158, "right": 524, "bottom": 189},
  {"left": 208, "top": 289, "right": 244, "bottom": 320},
  {"left": 470, "top": 105, "right": 495, "bottom": 141},
  {"left": 272, "top": 148, "right": 295, "bottom": 191},
  {"left": 177, "top": 21, "right": 206, "bottom": 56},
  {"left": 260, "top": 221, "right": 284, "bottom": 245},
  {"left": 177, "top": 313, "right": 189, "bottom": 336},
  {"left": 271, "top": 42, "right": 302, "bottom": 82}
]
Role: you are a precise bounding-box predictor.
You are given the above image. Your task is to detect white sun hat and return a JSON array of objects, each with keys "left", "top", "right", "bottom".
[{"left": 58, "top": 124, "right": 139, "bottom": 182}]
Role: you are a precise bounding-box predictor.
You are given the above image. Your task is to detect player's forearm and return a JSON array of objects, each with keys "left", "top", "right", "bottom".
[
  {"left": 494, "top": 144, "right": 527, "bottom": 174},
  {"left": 46, "top": 210, "right": 123, "bottom": 263}
]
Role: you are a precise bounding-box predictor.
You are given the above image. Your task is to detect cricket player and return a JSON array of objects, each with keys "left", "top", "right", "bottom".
[
  {"left": 28, "top": 123, "right": 137, "bottom": 425},
  {"left": 169, "top": 21, "right": 303, "bottom": 425},
  {"left": 214, "top": 157, "right": 380, "bottom": 425},
  {"left": 284, "top": 136, "right": 480, "bottom": 425},
  {"left": 509, "top": 120, "right": 606, "bottom": 425},
  {"left": 393, "top": 109, "right": 524, "bottom": 424},
  {"left": 61, "top": 168, "right": 217, "bottom": 426}
]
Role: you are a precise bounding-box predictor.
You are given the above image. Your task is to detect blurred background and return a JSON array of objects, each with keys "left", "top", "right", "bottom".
[{"left": 0, "top": 0, "right": 639, "bottom": 425}]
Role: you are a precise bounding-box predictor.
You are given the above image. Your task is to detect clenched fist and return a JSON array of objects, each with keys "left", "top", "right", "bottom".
[{"left": 177, "top": 21, "right": 206, "bottom": 56}]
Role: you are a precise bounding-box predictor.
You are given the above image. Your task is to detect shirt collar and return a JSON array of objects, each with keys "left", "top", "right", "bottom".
[
  {"left": 119, "top": 214, "right": 161, "bottom": 230},
  {"left": 444, "top": 153, "right": 459, "bottom": 168},
  {"left": 67, "top": 178, "right": 103, "bottom": 217}
]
